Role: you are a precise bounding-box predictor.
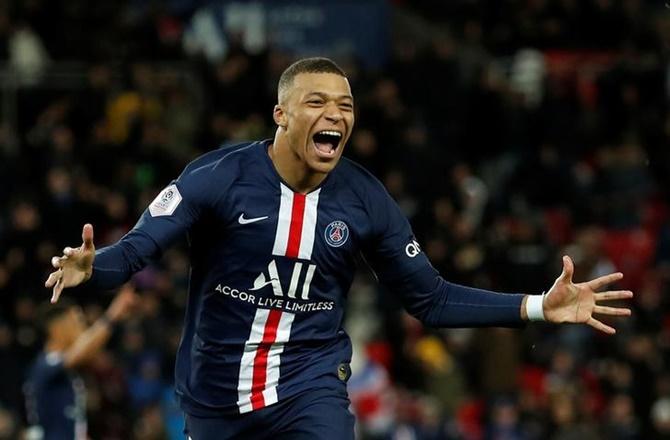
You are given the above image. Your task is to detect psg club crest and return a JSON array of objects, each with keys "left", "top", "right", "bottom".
[{"left": 325, "top": 220, "right": 349, "bottom": 247}]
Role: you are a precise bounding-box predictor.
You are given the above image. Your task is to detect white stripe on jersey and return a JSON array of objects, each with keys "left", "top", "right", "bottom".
[
  {"left": 237, "top": 308, "right": 270, "bottom": 412},
  {"left": 271, "top": 184, "right": 320, "bottom": 260},
  {"left": 298, "top": 189, "right": 320, "bottom": 259},
  {"left": 272, "top": 184, "right": 294, "bottom": 256},
  {"left": 236, "top": 309, "right": 295, "bottom": 414},
  {"left": 261, "top": 312, "right": 294, "bottom": 408}
]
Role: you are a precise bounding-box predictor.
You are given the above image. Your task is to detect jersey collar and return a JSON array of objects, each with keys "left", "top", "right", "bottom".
[{"left": 257, "top": 139, "right": 337, "bottom": 194}]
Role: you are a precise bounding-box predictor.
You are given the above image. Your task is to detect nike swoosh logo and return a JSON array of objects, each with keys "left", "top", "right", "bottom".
[{"left": 238, "top": 213, "right": 269, "bottom": 225}]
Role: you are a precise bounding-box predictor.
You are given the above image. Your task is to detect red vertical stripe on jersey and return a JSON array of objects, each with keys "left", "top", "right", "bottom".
[
  {"left": 250, "top": 309, "right": 283, "bottom": 410},
  {"left": 285, "top": 193, "right": 306, "bottom": 258}
]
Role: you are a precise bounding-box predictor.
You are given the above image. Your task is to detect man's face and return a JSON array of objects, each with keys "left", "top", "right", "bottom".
[
  {"left": 276, "top": 73, "right": 355, "bottom": 174},
  {"left": 52, "top": 307, "right": 86, "bottom": 347}
]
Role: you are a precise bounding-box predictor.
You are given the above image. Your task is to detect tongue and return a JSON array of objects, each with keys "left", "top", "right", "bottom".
[{"left": 315, "top": 141, "right": 334, "bottom": 153}]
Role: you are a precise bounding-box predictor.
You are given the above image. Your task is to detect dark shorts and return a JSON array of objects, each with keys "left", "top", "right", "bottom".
[{"left": 183, "top": 387, "right": 355, "bottom": 440}]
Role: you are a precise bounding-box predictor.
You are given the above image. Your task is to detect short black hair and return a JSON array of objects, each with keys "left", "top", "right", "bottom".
[
  {"left": 277, "top": 57, "right": 347, "bottom": 103},
  {"left": 37, "top": 299, "right": 77, "bottom": 332}
]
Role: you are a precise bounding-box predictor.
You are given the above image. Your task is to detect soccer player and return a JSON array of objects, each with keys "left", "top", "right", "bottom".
[
  {"left": 24, "top": 285, "right": 137, "bottom": 440},
  {"left": 45, "top": 58, "right": 632, "bottom": 439}
]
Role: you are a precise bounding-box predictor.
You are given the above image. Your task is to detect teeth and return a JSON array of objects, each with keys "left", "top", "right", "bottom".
[{"left": 317, "top": 130, "right": 342, "bottom": 137}]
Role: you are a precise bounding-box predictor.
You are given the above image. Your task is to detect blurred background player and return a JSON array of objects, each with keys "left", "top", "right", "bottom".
[{"left": 24, "top": 285, "right": 137, "bottom": 440}]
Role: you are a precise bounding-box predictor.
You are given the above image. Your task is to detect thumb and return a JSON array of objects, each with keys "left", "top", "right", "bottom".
[
  {"left": 560, "top": 255, "right": 574, "bottom": 283},
  {"left": 82, "top": 223, "right": 94, "bottom": 250}
]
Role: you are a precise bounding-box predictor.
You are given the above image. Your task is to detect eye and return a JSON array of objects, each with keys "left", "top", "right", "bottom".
[
  {"left": 339, "top": 103, "right": 353, "bottom": 111},
  {"left": 307, "top": 99, "right": 324, "bottom": 105}
]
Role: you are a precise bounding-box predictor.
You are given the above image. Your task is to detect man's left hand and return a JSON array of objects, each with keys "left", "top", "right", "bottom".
[{"left": 543, "top": 255, "right": 633, "bottom": 334}]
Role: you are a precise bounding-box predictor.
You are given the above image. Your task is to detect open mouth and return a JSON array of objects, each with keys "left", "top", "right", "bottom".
[{"left": 312, "top": 130, "right": 342, "bottom": 157}]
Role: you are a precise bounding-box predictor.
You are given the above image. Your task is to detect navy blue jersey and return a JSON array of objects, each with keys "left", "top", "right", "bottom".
[
  {"left": 24, "top": 352, "right": 87, "bottom": 440},
  {"left": 89, "top": 140, "right": 524, "bottom": 416}
]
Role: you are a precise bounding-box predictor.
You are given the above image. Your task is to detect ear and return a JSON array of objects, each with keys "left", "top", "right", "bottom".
[{"left": 273, "top": 105, "right": 287, "bottom": 128}]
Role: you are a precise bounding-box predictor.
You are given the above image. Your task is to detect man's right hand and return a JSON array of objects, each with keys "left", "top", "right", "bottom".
[{"left": 45, "top": 223, "right": 96, "bottom": 303}]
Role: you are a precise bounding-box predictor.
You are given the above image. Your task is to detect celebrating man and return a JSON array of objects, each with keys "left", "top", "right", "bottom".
[{"left": 46, "top": 58, "right": 632, "bottom": 439}]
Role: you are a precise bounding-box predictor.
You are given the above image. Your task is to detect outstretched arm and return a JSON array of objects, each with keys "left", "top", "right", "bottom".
[
  {"left": 45, "top": 157, "right": 223, "bottom": 302},
  {"left": 45, "top": 219, "right": 167, "bottom": 303},
  {"left": 397, "top": 270, "right": 527, "bottom": 328},
  {"left": 522, "top": 255, "right": 633, "bottom": 334},
  {"left": 63, "top": 284, "right": 138, "bottom": 369},
  {"left": 363, "top": 178, "right": 632, "bottom": 332},
  {"left": 389, "top": 255, "right": 632, "bottom": 333}
]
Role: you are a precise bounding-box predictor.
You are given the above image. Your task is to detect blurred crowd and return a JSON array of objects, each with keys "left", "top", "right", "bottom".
[{"left": 0, "top": 0, "right": 670, "bottom": 439}]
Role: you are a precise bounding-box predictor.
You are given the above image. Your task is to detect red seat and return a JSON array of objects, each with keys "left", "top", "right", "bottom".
[{"left": 602, "top": 229, "right": 655, "bottom": 290}]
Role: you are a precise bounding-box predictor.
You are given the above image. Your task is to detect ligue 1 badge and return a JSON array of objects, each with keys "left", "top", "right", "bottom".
[
  {"left": 325, "top": 220, "right": 349, "bottom": 247},
  {"left": 149, "top": 184, "right": 182, "bottom": 217},
  {"left": 162, "top": 188, "right": 175, "bottom": 203}
]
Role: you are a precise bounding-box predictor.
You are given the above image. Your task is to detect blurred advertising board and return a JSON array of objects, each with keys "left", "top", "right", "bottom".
[{"left": 184, "top": 0, "right": 390, "bottom": 67}]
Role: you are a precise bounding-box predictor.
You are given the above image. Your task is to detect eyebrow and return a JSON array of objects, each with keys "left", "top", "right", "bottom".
[{"left": 305, "top": 92, "right": 354, "bottom": 102}]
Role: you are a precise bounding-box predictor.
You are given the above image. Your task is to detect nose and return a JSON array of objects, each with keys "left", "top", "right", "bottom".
[{"left": 324, "top": 103, "right": 344, "bottom": 123}]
